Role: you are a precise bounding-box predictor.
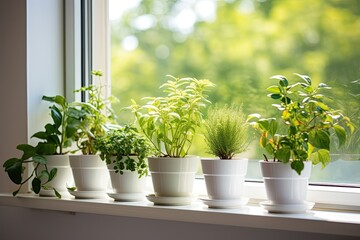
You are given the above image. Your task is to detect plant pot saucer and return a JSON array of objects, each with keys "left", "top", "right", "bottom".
[
  {"left": 68, "top": 189, "right": 107, "bottom": 199},
  {"left": 260, "top": 201, "right": 314, "bottom": 214},
  {"left": 200, "top": 197, "right": 249, "bottom": 209},
  {"left": 146, "top": 194, "right": 197, "bottom": 206},
  {"left": 107, "top": 192, "right": 145, "bottom": 202}
]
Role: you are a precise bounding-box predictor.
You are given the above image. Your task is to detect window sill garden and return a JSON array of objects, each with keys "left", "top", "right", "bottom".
[{"left": 0, "top": 181, "right": 359, "bottom": 238}]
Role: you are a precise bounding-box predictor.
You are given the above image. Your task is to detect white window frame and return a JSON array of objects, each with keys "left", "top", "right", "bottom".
[{"left": 100, "top": 0, "right": 360, "bottom": 210}]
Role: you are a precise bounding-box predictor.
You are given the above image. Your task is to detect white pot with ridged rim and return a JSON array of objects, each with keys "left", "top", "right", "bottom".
[
  {"left": 147, "top": 156, "right": 199, "bottom": 205},
  {"left": 106, "top": 156, "right": 146, "bottom": 202},
  {"left": 69, "top": 155, "right": 109, "bottom": 192},
  {"left": 37, "top": 155, "right": 74, "bottom": 197},
  {"left": 201, "top": 158, "right": 248, "bottom": 200},
  {"left": 260, "top": 160, "right": 312, "bottom": 205}
]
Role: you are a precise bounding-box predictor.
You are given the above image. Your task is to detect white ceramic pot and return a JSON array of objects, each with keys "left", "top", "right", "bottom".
[
  {"left": 148, "top": 156, "right": 199, "bottom": 197},
  {"left": 201, "top": 158, "right": 248, "bottom": 200},
  {"left": 69, "top": 155, "right": 109, "bottom": 191},
  {"left": 37, "top": 155, "right": 73, "bottom": 197},
  {"left": 107, "top": 156, "right": 145, "bottom": 194},
  {"left": 260, "top": 160, "right": 312, "bottom": 204}
]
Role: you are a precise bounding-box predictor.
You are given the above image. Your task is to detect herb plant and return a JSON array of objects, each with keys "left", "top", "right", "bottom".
[
  {"left": 204, "top": 105, "right": 251, "bottom": 159},
  {"left": 3, "top": 95, "right": 81, "bottom": 197},
  {"left": 94, "top": 125, "right": 150, "bottom": 178},
  {"left": 74, "top": 70, "right": 117, "bottom": 155},
  {"left": 248, "top": 74, "right": 353, "bottom": 174},
  {"left": 130, "top": 75, "right": 215, "bottom": 157}
]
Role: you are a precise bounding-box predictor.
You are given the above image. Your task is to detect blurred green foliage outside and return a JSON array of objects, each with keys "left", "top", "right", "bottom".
[{"left": 109, "top": 0, "right": 360, "bottom": 164}]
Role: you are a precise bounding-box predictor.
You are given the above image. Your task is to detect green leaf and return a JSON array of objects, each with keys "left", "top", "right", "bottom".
[
  {"left": 67, "top": 187, "right": 77, "bottom": 191},
  {"left": 270, "top": 75, "right": 288, "bottom": 87},
  {"left": 45, "top": 123, "right": 58, "bottom": 135},
  {"left": 294, "top": 73, "right": 311, "bottom": 85},
  {"left": 50, "top": 105, "right": 62, "bottom": 128},
  {"left": 333, "top": 125, "right": 346, "bottom": 148},
  {"left": 54, "top": 95, "right": 66, "bottom": 107},
  {"left": 16, "top": 144, "right": 36, "bottom": 159},
  {"left": 309, "top": 129, "right": 330, "bottom": 150},
  {"left": 33, "top": 155, "right": 47, "bottom": 164},
  {"left": 267, "top": 85, "right": 281, "bottom": 93},
  {"left": 48, "top": 168, "right": 57, "bottom": 182},
  {"left": 42, "top": 95, "right": 56, "bottom": 102},
  {"left": 36, "top": 143, "right": 56, "bottom": 155},
  {"left": 31, "top": 131, "right": 48, "bottom": 140},
  {"left": 281, "top": 96, "right": 291, "bottom": 104},
  {"left": 12, "top": 189, "right": 20, "bottom": 196},
  {"left": 32, "top": 177, "right": 41, "bottom": 194},
  {"left": 318, "top": 83, "right": 331, "bottom": 89},
  {"left": 315, "top": 101, "right": 329, "bottom": 111},
  {"left": 269, "top": 119, "right": 278, "bottom": 137},
  {"left": 16, "top": 144, "right": 35, "bottom": 153},
  {"left": 6, "top": 161, "right": 22, "bottom": 184},
  {"left": 54, "top": 188, "right": 61, "bottom": 198},
  {"left": 275, "top": 148, "right": 291, "bottom": 163},
  {"left": 291, "top": 160, "right": 305, "bottom": 175},
  {"left": 310, "top": 149, "right": 330, "bottom": 167},
  {"left": 269, "top": 93, "right": 282, "bottom": 99},
  {"left": 3, "top": 158, "right": 20, "bottom": 169}
]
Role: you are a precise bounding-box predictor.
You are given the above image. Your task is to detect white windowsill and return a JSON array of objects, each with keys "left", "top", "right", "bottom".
[{"left": 0, "top": 191, "right": 359, "bottom": 238}]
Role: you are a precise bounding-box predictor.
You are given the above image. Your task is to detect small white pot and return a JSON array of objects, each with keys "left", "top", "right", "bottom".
[
  {"left": 201, "top": 158, "right": 248, "bottom": 200},
  {"left": 37, "top": 155, "right": 73, "bottom": 196},
  {"left": 69, "top": 155, "right": 109, "bottom": 191},
  {"left": 107, "top": 156, "right": 145, "bottom": 194},
  {"left": 260, "top": 160, "right": 312, "bottom": 204},
  {"left": 148, "top": 156, "right": 199, "bottom": 197}
]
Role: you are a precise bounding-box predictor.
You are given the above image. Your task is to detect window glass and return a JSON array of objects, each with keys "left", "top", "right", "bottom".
[{"left": 109, "top": 0, "right": 360, "bottom": 186}]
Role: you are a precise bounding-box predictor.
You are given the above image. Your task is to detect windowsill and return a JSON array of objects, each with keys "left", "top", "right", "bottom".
[{"left": 0, "top": 192, "right": 359, "bottom": 237}]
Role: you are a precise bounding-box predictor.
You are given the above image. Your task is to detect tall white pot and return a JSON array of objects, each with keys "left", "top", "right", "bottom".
[
  {"left": 260, "top": 160, "right": 312, "bottom": 204},
  {"left": 37, "top": 155, "right": 73, "bottom": 197},
  {"left": 148, "top": 156, "right": 199, "bottom": 197},
  {"left": 69, "top": 155, "right": 109, "bottom": 191},
  {"left": 201, "top": 158, "right": 248, "bottom": 200}
]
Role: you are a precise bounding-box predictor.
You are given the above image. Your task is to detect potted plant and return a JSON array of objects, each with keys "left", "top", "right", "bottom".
[
  {"left": 200, "top": 104, "right": 251, "bottom": 208},
  {"left": 130, "top": 75, "right": 215, "bottom": 205},
  {"left": 3, "top": 95, "right": 81, "bottom": 197},
  {"left": 68, "top": 70, "right": 116, "bottom": 199},
  {"left": 94, "top": 125, "right": 150, "bottom": 201},
  {"left": 248, "top": 73, "right": 352, "bottom": 213}
]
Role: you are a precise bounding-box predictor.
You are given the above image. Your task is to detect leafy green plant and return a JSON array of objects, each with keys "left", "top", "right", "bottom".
[
  {"left": 332, "top": 79, "right": 360, "bottom": 157},
  {"left": 130, "top": 75, "right": 215, "bottom": 157},
  {"left": 94, "top": 125, "right": 150, "bottom": 177},
  {"left": 203, "top": 105, "right": 251, "bottom": 159},
  {"left": 248, "top": 74, "right": 353, "bottom": 174},
  {"left": 74, "top": 70, "right": 117, "bottom": 155},
  {"left": 3, "top": 95, "right": 81, "bottom": 197}
]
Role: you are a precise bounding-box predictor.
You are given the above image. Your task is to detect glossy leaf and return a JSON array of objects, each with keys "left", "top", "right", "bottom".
[
  {"left": 33, "top": 155, "right": 47, "bottom": 164},
  {"left": 50, "top": 106, "right": 62, "bottom": 128},
  {"left": 291, "top": 160, "right": 305, "bottom": 175},
  {"left": 275, "top": 148, "right": 291, "bottom": 163},
  {"left": 267, "top": 85, "right": 281, "bottom": 93},
  {"left": 334, "top": 125, "right": 346, "bottom": 147},
  {"left": 294, "top": 73, "right": 311, "bottom": 85},
  {"left": 269, "top": 93, "right": 282, "bottom": 99},
  {"left": 32, "top": 177, "right": 41, "bottom": 194},
  {"left": 309, "top": 129, "right": 330, "bottom": 150},
  {"left": 48, "top": 168, "right": 58, "bottom": 182},
  {"left": 6, "top": 162, "right": 23, "bottom": 184},
  {"left": 310, "top": 149, "right": 330, "bottom": 167},
  {"left": 3, "top": 158, "right": 20, "bottom": 169}
]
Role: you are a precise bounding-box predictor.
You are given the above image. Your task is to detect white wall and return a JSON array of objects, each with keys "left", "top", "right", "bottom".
[{"left": 0, "top": 0, "right": 28, "bottom": 193}]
